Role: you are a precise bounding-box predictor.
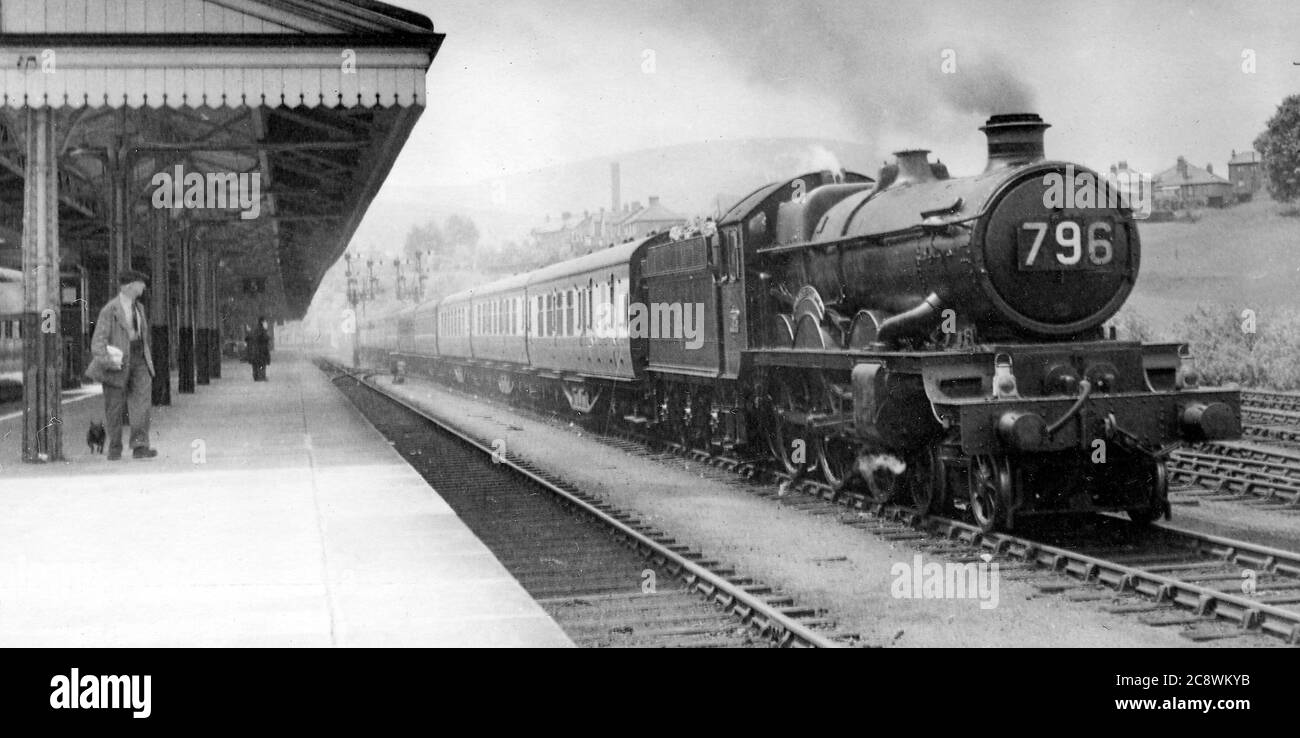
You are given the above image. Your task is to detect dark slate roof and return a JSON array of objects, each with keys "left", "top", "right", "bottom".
[{"left": 1154, "top": 160, "right": 1230, "bottom": 187}]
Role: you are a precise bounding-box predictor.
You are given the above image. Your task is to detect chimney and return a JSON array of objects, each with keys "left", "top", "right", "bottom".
[
  {"left": 611, "top": 162, "right": 621, "bottom": 213},
  {"left": 1206, "top": 163, "right": 1213, "bottom": 175},
  {"left": 1177, "top": 157, "right": 1188, "bottom": 178},
  {"left": 649, "top": 196, "right": 660, "bottom": 207},
  {"left": 980, "top": 113, "right": 1050, "bottom": 171},
  {"left": 892, "top": 150, "right": 935, "bottom": 185}
]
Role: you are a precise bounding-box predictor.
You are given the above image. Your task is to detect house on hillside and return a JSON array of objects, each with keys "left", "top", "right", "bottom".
[
  {"left": 1228, "top": 150, "right": 1265, "bottom": 201},
  {"left": 530, "top": 212, "right": 579, "bottom": 257},
  {"left": 617, "top": 196, "right": 687, "bottom": 240},
  {"left": 1153, "top": 156, "right": 1233, "bottom": 208},
  {"left": 531, "top": 194, "right": 690, "bottom": 258},
  {"left": 571, "top": 209, "right": 621, "bottom": 253}
]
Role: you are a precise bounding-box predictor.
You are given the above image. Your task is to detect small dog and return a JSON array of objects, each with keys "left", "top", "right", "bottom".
[{"left": 87, "top": 421, "right": 105, "bottom": 454}]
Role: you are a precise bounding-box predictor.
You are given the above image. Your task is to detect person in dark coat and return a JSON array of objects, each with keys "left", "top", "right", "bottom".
[{"left": 246, "top": 317, "right": 272, "bottom": 381}]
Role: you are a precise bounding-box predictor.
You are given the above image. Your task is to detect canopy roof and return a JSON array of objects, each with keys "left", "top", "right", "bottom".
[{"left": 0, "top": 0, "right": 442, "bottom": 321}]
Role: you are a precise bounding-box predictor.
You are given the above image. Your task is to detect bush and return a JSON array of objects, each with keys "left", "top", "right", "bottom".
[{"left": 1175, "top": 305, "right": 1300, "bottom": 390}]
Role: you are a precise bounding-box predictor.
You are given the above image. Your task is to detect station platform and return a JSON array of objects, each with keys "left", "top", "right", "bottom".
[{"left": 0, "top": 354, "right": 574, "bottom": 648}]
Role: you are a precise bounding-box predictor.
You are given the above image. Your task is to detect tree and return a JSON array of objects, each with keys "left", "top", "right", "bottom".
[
  {"left": 403, "top": 221, "right": 446, "bottom": 262},
  {"left": 1254, "top": 95, "right": 1300, "bottom": 203},
  {"left": 444, "top": 214, "right": 480, "bottom": 251},
  {"left": 444, "top": 214, "right": 481, "bottom": 269}
]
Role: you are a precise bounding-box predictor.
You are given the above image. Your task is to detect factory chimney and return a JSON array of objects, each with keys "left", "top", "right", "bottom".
[{"left": 980, "top": 113, "right": 1050, "bottom": 172}]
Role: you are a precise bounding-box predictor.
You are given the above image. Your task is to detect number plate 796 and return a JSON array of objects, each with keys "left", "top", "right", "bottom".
[{"left": 1017, "top": 218, "right": 1116, "bottom": 271}]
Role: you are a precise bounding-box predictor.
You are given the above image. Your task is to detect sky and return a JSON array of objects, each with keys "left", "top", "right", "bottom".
[{"left": 376, "top": 0, "right": 1299, "bottom": 197}]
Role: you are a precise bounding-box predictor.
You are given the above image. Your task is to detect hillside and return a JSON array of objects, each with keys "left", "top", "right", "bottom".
[{"left": 354, "top": 136, "right": 881, "bottom": 249}]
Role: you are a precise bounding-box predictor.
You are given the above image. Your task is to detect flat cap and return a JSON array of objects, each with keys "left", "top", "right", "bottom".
[{"left": 118, "top": 269, "right": 150, "bottom": 285}]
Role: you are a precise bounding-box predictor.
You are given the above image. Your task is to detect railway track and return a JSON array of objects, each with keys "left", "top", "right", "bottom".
[
  {"left": 321, "top": 361, "right": 849, "bottom": 648},
  {"left": 1158, "top": 389, "right": 1300, "bottom": 508},
  {"left": 651, "top": 438, "right": 1300, "bottom": 644},
  {"left": 1243, "top": 389, "right": 1300, "bottom": 414},
  {"left": 365, "top": 366, "right": 1300, "bottom": 644},
  {"left": 1170, "top": 442, "right": 1300, "bottom": 508},
  {"left": 1241, "top": 391, "right": 1300, "bottom": 446}
]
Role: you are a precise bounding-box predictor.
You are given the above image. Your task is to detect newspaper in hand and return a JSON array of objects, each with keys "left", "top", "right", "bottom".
[{"left": 105, "top": 345, "right": 124, "bottom": 370}]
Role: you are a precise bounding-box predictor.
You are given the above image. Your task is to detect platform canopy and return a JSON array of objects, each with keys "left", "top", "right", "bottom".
[{"left": 0, "top": 0, "right": 442, "bottom": 319}]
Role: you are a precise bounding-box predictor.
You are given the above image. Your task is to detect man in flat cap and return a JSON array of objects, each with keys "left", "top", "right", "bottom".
[{"left": 87, "top": 269, "right": 158, "bottom": 460}]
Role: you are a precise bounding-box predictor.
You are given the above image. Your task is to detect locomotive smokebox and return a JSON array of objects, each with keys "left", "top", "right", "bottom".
[{"left": 981, "top": 113, "right": 1050, "bottom": 171}]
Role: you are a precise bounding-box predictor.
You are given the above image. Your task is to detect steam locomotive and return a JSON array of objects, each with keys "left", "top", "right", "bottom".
[{"left": 357, "top": 113, "right": 1240, "bottom": 532}]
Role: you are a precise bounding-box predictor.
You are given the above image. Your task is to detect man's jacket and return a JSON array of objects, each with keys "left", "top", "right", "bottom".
[{"left": 87, "top": 297, "right": 155, "bottom": 386}]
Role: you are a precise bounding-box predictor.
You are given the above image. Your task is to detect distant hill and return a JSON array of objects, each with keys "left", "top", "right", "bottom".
[{"left": 353, "top": 137, "right": 881, "bottom": 250}]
